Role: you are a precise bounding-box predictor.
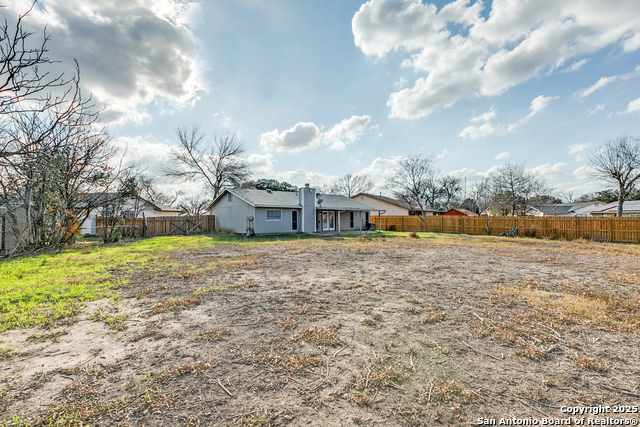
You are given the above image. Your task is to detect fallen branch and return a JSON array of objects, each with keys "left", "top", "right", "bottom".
[
  {"left": 217, "top": 378, "right": 234, "bottom": 397},
  {"left": 333, "top": 344, "right": 348, "bottom": 358},
  {"left": 600, "top": 384, "right": 640, "bottom": 398}
]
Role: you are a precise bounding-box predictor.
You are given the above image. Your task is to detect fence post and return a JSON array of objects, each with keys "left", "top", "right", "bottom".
[
  {"left": 440, "top": 215, "right": 443, "bottom": 233},
  {"left": 543, "top": 216, "right": 547, "bottom": 238},
  {"left": 608, "top": 216, "right": 613, "bottom": 242},
  {"left": 575, "top": 216, "right": 579, "bottom": 239},
  {"left": 401, "top": 216, "right": 405, "bottom": 231},
  {"left": 461, "top": 217, "right": 465, "bottom": 234}
]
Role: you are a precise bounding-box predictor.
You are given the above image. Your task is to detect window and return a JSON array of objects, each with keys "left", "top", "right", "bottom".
[
  {"left": 266, "top": 210, "right": 282, "bottom": 221},
  {"left": 350, "top": 212, "right": 354, "bottom": 228},
  {"left": 365, "top": 212, "right": 370, "bottom": 222},
  {"left": 292, "top": 211, "right": 298, "bottom": 230}
]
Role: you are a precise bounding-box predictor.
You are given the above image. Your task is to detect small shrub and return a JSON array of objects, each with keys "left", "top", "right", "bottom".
[{"left": 409, "top": 232, "right": 419, "bottom": 239}]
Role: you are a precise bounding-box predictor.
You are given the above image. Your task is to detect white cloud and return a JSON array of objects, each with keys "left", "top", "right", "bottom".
[
  {"left": 459, "top": 95, "right": 556, "bottom": 139},
  {"left": 436, "top": 149, "right": 448, "bottom": 159},
  {"left": 260, "top": 115, "right": 371, "bottom": 153},
  {"left": 214, "top": 110, "right": 233, "bottom": 127},
  {"left": 623, "top": 96, "right": 640, "bottom": 114},
  {"left": 259, "top": 122, "right": 322, "bottom": 153},
  {"left": 471, "top": 107, "right": 497, "bottom": 124},
  {"left": 353, "top": 0, "right": 640, "bottom": 119},
  {"left": 495, "top": 152, "right": 510, "bottom": 160},
  {"left": 575, "top": 76, "right": 617, "bottom": 98},
  {"left": 568, "top": 143, "right": 589, "bottom": 161},
  {"left": 274, "top": 169, "right": 332, "bottom": 188},
  {"left": 564, "top": 59, "right": 588, "bottom": 72},
  {"left": 323, "top": 115, "right": 372, "bottom": 151},
  {"left": 506, "top": 95, "right": 558, "bottom": 132},
  {"left": 623, "top": 33, "right": 640, "bottom": 52},
  {"left": 588, "top": 104, "right": 606, "bottom": 115},
  {"left": 246, "top": 153, "right": 276, "bottom": 177},
  {"left": 459, "top": 122, "right": 496, "bottom": 139},
  {"left": 394, "top": 76, "right": 408, "bottom": 89},
  {"left": 447, "top": 167, "right": 484, "bottom": 180},
  {"left": 6, "top": 0, "right": 205, "bottom": 125},
  {"left": 111, "top": 135, "right": 174, "bottom": 175},
  {"left": 528, "top": 162, "right": 569, "bottom": 181},
  {"left": 573, "top": 165, "right": 595, "bottom": 180}
]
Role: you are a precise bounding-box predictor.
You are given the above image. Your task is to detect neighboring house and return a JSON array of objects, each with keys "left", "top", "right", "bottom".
[
  {"left": 207, "top": 185, "right": 382, "bottom": 235},
  {"left": 351, "top": 193, "right": 440, "bottom": 216},
  {"left": 441, "top": 208, "right": 478, "bottom": 216},
  {"left": 589, "top": 201, "right": 640, "bottom": 217},
  {"left": 526, "top": 201, "right": 605, "bottom": 217},
  {"left": 81, "top": 195, "right": 183, "bottom": 235}
]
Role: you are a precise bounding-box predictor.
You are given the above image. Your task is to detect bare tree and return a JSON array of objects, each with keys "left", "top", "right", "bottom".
[
  {"left": 489, "top": 160, "right": 547, "bottom": 216},
  {"left": 590, "top": 134, "right": 640, "bottom": 217},
  {"left": 470, "top": 177, "right": 492, "bottom": 214},
  {"left": 164, "top": 126, "right": 251, "bottom": 200},
  {"left": 1, "top": 1, "right": 67, "bottom": 158},
  {"left": 439, "top": 175, "right": 462, "bottom": 209},
  {"left": 386, "top": 155, "right": 436, "bottom": 231},
  {"left": 136, "top": 174, "right": 181, "bottom": 207},
  {"left": 179, "top": 194, "right": 210, "bottom": 216},
  {"left": 423, "top": 167, "right": 443, "bottom": 209},
  {"left": 0, "top": 71, "right": 121, "bottom": 252},
  {"left": 327, "top": 173, "right": 374, "bottom": 197}
]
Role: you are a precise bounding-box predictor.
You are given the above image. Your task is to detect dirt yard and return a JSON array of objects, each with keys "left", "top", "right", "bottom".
[{"left": 2, "top": 233, "right": 640, "bottom": 426}]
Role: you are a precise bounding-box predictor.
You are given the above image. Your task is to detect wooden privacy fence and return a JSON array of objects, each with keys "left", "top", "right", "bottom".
[
  {"left": 373, "top": 215, "right": 640, "bottom": 243},
  {"left": 96, "top": 215, "right": 215, "bottom": 238}
]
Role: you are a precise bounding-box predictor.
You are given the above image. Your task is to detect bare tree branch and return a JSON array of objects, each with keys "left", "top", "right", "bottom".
[
  {"left": 489, "top": 160, "right": 547, "bottom": 216},
  {"left": 590, "top": 134, "right": 640, "bottom": 217},
  {"left": 327, "top": 173, "right": 374, "bottom": 197},
  {"left": 163, "top": 126, "right": 251, "bottom": 199},
  {"left": 385, "top": 155, "right": 436, "bottom": 232}
]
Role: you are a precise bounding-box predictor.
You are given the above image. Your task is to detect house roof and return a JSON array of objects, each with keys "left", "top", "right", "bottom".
[
  {"left": 443, "top": 208, "right": 478, "bottom": 216},
  {"left": 78, "top": 193, "right": 182, "bottom": 213},
  {"left": 316, "top": 194, "right": 377, "bottom": 211},
  {"left": 590, "top": 200, "right": 640, "bottom": 214},
  {"left": 529, "top": 201, "right": 603, "bottom": 215},
  {"left": 351, "top": 193, "right": 440, "bottom": 213},
  {"left": 209, "top": 188, "right": 379, "bottom": 211}
]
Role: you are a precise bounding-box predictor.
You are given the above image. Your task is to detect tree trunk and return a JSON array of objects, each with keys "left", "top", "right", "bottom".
[
  {"left": 618, "top": 184, "right": 625, "bottom": 217},
  {"left": 420, "top": 213, "right": 430, "bottom": 232}
]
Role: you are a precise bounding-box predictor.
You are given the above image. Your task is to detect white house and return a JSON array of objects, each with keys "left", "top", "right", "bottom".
[
  {"left": 207, "top": 185, "right": 382, "bottom": 235},
  {"left": 351, "top": 193, "right": 440, "bottom": 217},
  {"left": 589, "top": 201, "right": 640, "bottom": 217},
  {"left": 526, "top": 201, "right": 604, "bottom": 217},
  {"left": 81, "top": 195, "right": 183, "bottom": 235}
]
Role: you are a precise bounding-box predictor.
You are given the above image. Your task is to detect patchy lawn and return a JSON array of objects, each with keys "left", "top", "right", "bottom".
[{"left": 1, "top": 232, "right": 639, "bottom": 426}]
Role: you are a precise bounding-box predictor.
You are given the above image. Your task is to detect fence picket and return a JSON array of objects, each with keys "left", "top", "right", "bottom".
[{"left": 373, "top": 215, "right": 640, "bottom": 243}]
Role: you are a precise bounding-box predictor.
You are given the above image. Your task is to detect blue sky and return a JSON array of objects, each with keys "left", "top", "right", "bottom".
[{"left": 6, "top": 0, "right": 640, "bottom": 199}]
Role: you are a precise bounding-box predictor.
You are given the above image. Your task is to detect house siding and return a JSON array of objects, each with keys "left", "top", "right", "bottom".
[
  {"left": 338, "top": 211, "right": 368, "bottom": 231},
  {"left": 211, "top": 193, "right": 255, "bottom": 234},
  {"left": 352, "top": 195, "right": 409, "bottom": 216},
  {"left": 254, "top": 208, "right": 301, "bottom": 233}
]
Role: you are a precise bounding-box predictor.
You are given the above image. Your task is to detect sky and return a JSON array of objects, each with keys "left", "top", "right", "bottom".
[{"left": 5, "top": 0, "right": 640, "bottom": 200}]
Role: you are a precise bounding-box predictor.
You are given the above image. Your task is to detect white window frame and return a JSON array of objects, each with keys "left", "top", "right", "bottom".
[{"left": 266, "top": 209, "right": 282, "bottom": 221}]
